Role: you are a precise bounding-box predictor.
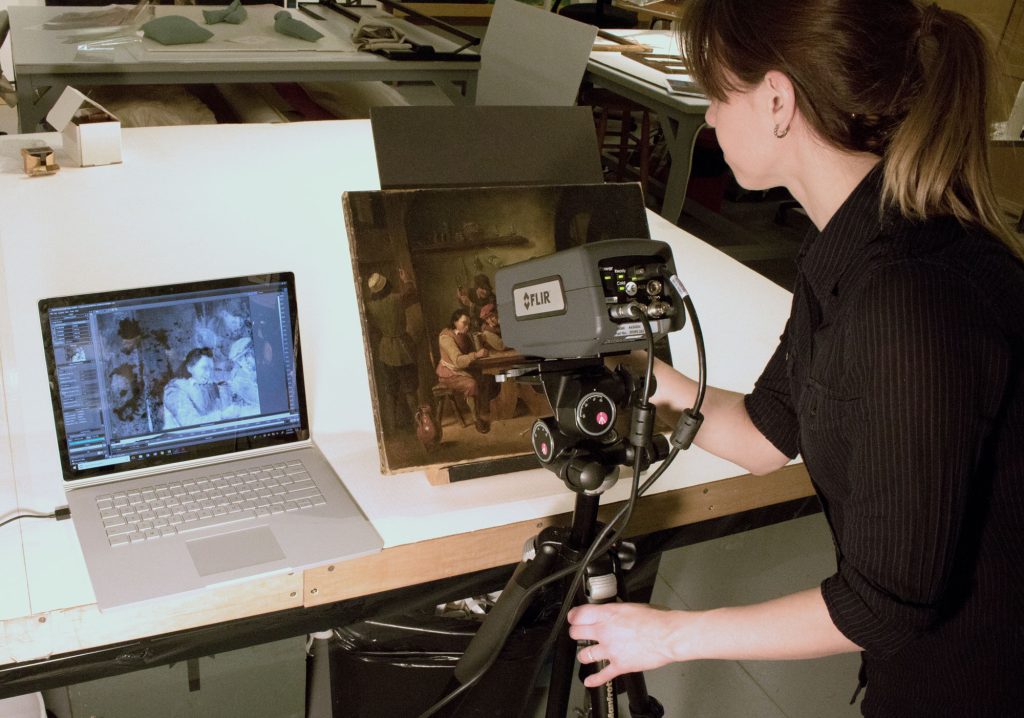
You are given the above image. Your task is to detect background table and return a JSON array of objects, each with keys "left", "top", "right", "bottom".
[
  {"left": 8, "top": 4, "right": 480, "bottom": 132},
  {"left": 588, "top": 29, "right": 708, "bottom": 224}
]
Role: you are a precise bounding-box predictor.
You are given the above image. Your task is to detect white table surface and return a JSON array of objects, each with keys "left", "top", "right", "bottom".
[{"left": 0, "top": 119, "right": 792, "bottom": 626}]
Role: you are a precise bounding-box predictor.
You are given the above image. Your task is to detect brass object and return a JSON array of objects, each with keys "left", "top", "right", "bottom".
[{"left": 21, "top": 146, "right": 60, "bottom": 177}]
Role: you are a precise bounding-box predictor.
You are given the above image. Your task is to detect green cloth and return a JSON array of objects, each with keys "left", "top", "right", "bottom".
[
  {"left": 142, "top": 15, "right": 214, "bottom": 45},
  {"left": 203, "top": 0, "right": 247, "bottom": 25},
  {"left": 273, "top": 11, "right": 323, "bottom": 42}
]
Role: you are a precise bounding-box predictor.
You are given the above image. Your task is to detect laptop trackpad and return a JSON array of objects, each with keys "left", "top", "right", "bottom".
[{"left": 186, "top": 527, "right": 286, "bottom": 577}]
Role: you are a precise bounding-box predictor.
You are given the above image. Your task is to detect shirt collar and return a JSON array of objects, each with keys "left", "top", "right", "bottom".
[{"left": 797, "top": 164, "right": 887, "bottom": 306}]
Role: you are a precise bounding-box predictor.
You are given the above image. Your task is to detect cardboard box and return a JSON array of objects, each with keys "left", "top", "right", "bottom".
[
  {"left": 45, "top": 87, "right": 122, "bottom": 167},
  {"left": 1007, "top": 80, "right": 1024, "bottom": 141}
]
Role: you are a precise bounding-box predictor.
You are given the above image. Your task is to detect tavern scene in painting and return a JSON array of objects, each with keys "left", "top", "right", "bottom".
[{"left": 344, "top": 183, "right": 649, "bottom": 474}]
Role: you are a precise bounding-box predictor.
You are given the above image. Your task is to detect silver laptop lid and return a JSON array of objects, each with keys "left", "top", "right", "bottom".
[{"left": 39, "top": 273, "right": 310, "bottom": 483}]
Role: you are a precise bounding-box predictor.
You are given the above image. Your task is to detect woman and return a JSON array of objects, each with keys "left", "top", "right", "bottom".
[
  {"left": 436, "top": 308, "right": 494, "bottom": 433},
  {"left": 567, "top": 1, "right": 1024, "bottom": 715}
]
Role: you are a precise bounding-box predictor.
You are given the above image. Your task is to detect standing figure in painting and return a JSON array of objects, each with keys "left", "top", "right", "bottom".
[
  {"left": 107, "top": 364, "right": 145, "bottom": 424},
  {"left": 226, "top": 337, "right": 260, "bottom": 416},
  {"left": 456, "top": 273, "right": 496, "bottom": 331},
  {"left": 98, "top": 315, "right": 170, "bottom": 440},
  {"left": 365, "top": 269, "right": 420, "bottom": 428},
  {"left": 162, "top": 347, "right": 236, "bottom": 429},
  {"left": 436, "top": 308, "right": 494, "bottom": 434}
]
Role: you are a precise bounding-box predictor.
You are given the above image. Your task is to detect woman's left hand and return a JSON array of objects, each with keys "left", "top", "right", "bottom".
[{"left": 568, "top": 603, "right": 687, "bottom": 688}]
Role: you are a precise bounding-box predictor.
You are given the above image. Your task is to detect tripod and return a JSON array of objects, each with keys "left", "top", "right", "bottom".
[
  {"left": 424, "top": 359, "right": 670, "bottom": 718},
  {"left": 520, "top": 492, "right": 666, "bottom": 718}
]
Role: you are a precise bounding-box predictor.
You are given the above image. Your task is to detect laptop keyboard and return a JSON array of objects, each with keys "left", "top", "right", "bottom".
[{"left": 96, "top": 460, "right": 327, "bottom": 547}]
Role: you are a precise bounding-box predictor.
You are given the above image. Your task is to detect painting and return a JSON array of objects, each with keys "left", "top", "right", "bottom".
[{"left": 343, "top": 182, "right": 652, "bottom": 476}]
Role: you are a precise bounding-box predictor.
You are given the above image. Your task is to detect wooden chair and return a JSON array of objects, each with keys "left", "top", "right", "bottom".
[
  {"left": 582, "top": 85, "right": 653, "bottom": 192},
  {"left": 432, "top": 384, "right": 470, "bottom": 428}
]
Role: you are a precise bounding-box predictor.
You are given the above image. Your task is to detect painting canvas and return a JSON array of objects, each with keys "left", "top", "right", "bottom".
[{"left": 343, "top": 182, "right": 651, "bottom": 476}]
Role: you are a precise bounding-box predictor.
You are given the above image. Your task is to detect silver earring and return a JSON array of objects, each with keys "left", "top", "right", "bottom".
[{"left": 773, "top": 124, "right": 790, "bottom": 139}]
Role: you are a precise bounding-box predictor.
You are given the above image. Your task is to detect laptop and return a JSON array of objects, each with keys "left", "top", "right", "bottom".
[{"left": 39, "top": 272, "right": 383, "bottom": 608}]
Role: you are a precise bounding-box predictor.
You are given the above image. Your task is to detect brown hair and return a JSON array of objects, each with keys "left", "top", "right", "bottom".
[{"left": 680, "top": 0, "right": 1017, "bottom": 250}]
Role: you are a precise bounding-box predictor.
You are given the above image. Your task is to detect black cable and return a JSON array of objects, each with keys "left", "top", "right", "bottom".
[
  {"left": 0, "top": 512, "right": 55, "bottom": 529},
  {"left": 0, "top": 507, "right": 71, "bottom": 530},
  {"left": 682, "top": 294, "right": 707, "bottom": 414}
]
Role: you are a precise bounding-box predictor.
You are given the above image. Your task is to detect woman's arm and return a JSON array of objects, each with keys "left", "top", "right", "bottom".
[
  {"left": 568, "top": 587, "right": 861, "bottom": 688},
  {"left": 615, "top": 352, "right": 790, "bottom": 475}
]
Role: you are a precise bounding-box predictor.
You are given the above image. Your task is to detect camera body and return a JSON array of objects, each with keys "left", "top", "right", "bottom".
[{"left": 495, "top": 238, "right": 684, "bottom": 361}]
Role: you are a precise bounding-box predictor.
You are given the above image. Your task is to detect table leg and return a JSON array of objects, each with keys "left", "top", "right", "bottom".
[
  {"left": 436, "top": 76, "right": 476, "bottom": 105},
  {"left": 657, "top": 113, "right": 706, "bottom": 225},
  {"left": 16, "top": 78, "right": 65, "bottom": 134}
]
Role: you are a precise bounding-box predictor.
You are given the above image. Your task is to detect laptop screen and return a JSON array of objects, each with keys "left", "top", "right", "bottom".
[{"left": 39, "top": 273, "right": 309, "bottom": 482}]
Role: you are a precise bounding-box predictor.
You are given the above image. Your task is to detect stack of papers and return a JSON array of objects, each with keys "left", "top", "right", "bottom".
[{"left": 665, "top": 74, "right": 701, "bottom": 97}]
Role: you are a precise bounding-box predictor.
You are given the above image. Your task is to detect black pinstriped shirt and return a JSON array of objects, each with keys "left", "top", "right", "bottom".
[{"left": 745, "top": 167, "right": 1024, "bottom": 717}]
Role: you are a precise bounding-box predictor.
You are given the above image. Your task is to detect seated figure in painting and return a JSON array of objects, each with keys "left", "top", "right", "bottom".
[
  {"left": 477, "top": 303, "right": 551, "bottom": 420},
  {"left": 478, "top": 303, "right": 506, "bottom": 352},
  {"left": 456, "top": 273, "right": 496, "bottom": 332},
  {"left": 435, "top": 308, "right": 495, "bottom": 434},
  {"left": 162, "top": 347, "right": 238, "bottom": 429}
]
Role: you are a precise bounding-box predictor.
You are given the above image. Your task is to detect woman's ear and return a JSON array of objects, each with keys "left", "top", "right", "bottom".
[{"left": 763, "top": 70, "right": 797, "bottom": 136}]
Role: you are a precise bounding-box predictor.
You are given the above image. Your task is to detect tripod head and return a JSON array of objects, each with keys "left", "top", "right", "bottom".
[{"left": 500, "top": 356, "right": 670, "bottom": 495}]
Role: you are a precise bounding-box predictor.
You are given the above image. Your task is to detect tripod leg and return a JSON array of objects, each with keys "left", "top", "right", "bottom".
[
  {"left": 576, "top": 566, "right": 623, "bottom": 717},
  {"left": 613, "top": 557, "right": 664, "bottom": 718},
  {"left": 575, "top": 544, "right": 665, "bottom": 717},
  {"left": 584, "top": 675, "right": 621, "bottom": 718},
  {"left": 618, "top": 672, "right": 665, "bottom": 718},
  {"left": 454, "top": 546, "right": 559, "bottom": 684},
  {"left": 544, "top": 614, "right": 581, "bottom": 718}
]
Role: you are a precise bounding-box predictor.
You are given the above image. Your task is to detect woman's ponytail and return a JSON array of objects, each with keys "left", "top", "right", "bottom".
[{"left": 882, "top": 4, "right": 1014, "bottom": 249}]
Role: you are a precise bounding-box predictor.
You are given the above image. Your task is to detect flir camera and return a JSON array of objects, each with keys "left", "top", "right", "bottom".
[
  {"left": 495, "top": 239, "right": 685, "bottom": 494},
  {"left": 495, "top": 238, "right": 684, "bottom": 361}
]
